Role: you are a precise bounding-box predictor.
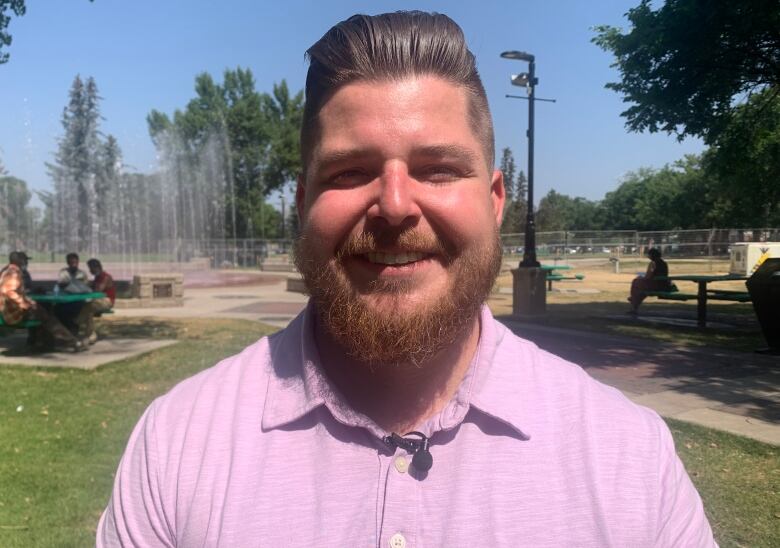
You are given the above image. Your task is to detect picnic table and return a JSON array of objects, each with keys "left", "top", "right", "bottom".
[
  {"left": 1, "top": 293, "right": 106, "bottom": 328},
  {"left": 30, "top": 291, "right": 106, "bottom": 304},
  {"left": 540, "top": 264, "right": 585, "bottom": 290},
  {"left": 647, "top": 274, "right": 750, "bottom": 327}
]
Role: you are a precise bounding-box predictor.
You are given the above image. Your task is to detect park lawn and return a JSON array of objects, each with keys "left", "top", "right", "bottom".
[
  {"left": 668, "top": 419, "right": 779, "bottom": 548},
  {"left": 0, "top": 317, "right": 274, "bottom": 548},
  {"left": 0, "top": 317, "right": 777, "bottom": 547}
]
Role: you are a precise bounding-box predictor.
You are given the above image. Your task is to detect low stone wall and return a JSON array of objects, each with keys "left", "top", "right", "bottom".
[
  {"left": 286, "top": 277, "right": 307, "bottom": 294},
  {"left": 259, "top": 258, "right": 296, "bottom": 272},
  {"left": 114, "top": 273, "right": 184, "bottom": 309}
]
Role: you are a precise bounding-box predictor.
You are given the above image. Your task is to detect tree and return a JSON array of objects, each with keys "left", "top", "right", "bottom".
[
  {"left": 148, "top": 69, "right": 304, "bottom": 240},
  {"left": 593, "top": 0, "right": 780, "bottom": 142},
  {"left": 0, "top": 0, "right": 25, "bottom": 64},
  {"left": 0, "top": 175, "right": 33, "bottom": 248},
  {"left": 95, "top": 135, "right": 123, "bottom": 251},
  {"left": 499, "top": 147, "right": 528, "bottom": 234},
  {"left": 702, "top": 90, "right": 780, "bottom": 227},
  {"left": 261, "top": 81, "right": 304, "bottom": 195},
  {"left": 536, "top": 190, "right": 602, "bottom": 232},
  {"left": 1, "top": 1, "right": 95, "bottom": 65},
  {"left": 47, "top": 75, "right": 105, "bottom": 253},
  {"left": 251, "top": 202, "right": 283, "bottom": 240},
  {"left": 499, "top": 147, "right": 516, "bottom": 201}
]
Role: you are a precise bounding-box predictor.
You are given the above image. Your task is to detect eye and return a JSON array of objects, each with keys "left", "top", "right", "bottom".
[
  {"left": 327, "top": 169, "right": 373, "bottom": 187},
  {"left": 415, "top": 165, "right": 464, "bottom": 183}
]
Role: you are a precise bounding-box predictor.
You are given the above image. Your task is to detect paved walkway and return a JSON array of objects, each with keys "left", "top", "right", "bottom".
[
  {"left": 6, "top": 275, "right": 777, "bottom": 444},
  {"left": 499, "top": 319, "right": 779, "bottom": 445}
]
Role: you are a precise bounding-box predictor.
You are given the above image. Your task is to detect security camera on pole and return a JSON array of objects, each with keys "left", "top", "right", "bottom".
[{"left": 500, "top": 50, "right": 555, "bottom": 316}]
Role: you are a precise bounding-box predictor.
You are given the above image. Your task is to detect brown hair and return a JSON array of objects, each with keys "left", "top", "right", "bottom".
[{"left": 301, "top": 11, "right": 495, "bottom": 174}]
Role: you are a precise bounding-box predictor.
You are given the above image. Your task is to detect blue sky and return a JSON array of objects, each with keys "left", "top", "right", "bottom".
[{"left": 0, "top": 0, "right": 703, "bottom": 207}]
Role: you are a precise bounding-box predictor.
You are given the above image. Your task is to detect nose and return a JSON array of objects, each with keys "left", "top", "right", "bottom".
[{"left": 366, "top": 162, "right": 421, "bottom": 227}]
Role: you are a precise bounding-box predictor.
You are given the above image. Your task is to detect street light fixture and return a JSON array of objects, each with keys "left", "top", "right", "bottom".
[{"left": 501, "top": 49, "right": 541, "bottom": 268}]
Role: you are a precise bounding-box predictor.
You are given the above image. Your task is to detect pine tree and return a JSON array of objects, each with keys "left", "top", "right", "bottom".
[
  {"left": 499, "top": 147, "right": 528, "bottom": 234},
  {"left": 47, "top": 75, "right": 104, "bottom": 253}
]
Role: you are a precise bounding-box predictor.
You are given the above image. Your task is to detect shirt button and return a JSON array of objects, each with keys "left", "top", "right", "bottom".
[
  {"left": 389, "top": 533, "right": 406, "bottom": 548},
  {"left": 394, "top": 456, "right": 408, "bottom": 474}
]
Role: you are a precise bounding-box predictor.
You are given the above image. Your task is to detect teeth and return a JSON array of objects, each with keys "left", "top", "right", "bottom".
[{"left": 366, "top": 252, "right": 426, "bottom": 265}]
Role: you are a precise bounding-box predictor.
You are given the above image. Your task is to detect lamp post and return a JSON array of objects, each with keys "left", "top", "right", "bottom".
[
  {"left": 500, "top": 50, "right": 540, "bottom": 267},
  {"left": 501, "top": 50, "right": 554, "bottom": 315}
]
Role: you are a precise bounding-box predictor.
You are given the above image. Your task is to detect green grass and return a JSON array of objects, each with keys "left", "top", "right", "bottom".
[
  {"left": 0, "top": 317, "right": 777, "bottom": 546},
  {"left": 668, "top": 419, "right": 780, "bottom": 547},
  {"left": 0, "top": 317, "right": 275, "bottom": 547}
]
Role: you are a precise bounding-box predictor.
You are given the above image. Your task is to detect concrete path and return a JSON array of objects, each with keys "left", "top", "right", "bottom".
[
  {"left": 0, "top": 334, "right": 177, "bottom": 369},
  {"left": 499, "top": 319, "right": 780, "bottom": 445},
  {"left": 116, "top": 279, "right": 308, "bottom": 328}
]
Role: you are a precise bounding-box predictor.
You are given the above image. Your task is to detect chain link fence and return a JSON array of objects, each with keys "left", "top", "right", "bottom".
[
  {"left": 500, "top": 228, "right": 780, "bottom": 258},
  {"left": 10, "top": 228, "right": 780, "bottom": 268}
]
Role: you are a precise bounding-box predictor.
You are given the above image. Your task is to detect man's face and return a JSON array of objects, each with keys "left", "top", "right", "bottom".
[
  {"left": 295, "top": 76, "right": 504, "bottom": 365},
  {"left": 66, "top": 257, "right": 79, "bottom": 274}
]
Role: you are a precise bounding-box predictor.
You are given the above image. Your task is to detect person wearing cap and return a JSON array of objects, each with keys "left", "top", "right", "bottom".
[{"left": 0, "top": 251, "right": 85, "bottom": 351}]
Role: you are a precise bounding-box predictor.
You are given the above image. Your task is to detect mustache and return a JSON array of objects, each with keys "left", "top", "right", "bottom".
[{"left": 335, "top": 229, "right": 452, "bottom": 261}]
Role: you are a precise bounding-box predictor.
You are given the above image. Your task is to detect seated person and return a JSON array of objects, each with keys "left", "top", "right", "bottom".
[
  {"left": 629, "top": 248, "right": 673, "bottom": 314},
  {"left": 79, "top": 258, "right": 115, "bottom": 344},
  {"left": 58, "top": 252, "right": 90, "bottom": 291},
  {"left": 0, "top": 251, "right": 86, "bottom": 351},
  {"left": 56, "top": 252, "right": 91, "bottom": 334}
]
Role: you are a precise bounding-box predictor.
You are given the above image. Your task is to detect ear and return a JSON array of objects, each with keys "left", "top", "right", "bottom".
[
  {"left": 295, "top": 174, "right": 306, "bottom": 227},
  {"left": 490, "top": 169, "right": 506, "bottom": 227}
]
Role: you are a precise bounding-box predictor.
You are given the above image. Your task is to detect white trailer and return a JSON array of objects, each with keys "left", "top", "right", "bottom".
[{"left": 729, "top": 242, "right": 780, "bottom": 275}]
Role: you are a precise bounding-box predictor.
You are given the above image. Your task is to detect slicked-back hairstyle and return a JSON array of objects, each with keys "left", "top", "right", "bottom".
[{"left": 301, "top": 11, "right": 495, "bottom": 175}]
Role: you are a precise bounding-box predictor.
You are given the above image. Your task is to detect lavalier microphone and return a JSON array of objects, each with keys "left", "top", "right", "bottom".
[{"left": 383, "top": 431, "right": 433, "bottom": 472}]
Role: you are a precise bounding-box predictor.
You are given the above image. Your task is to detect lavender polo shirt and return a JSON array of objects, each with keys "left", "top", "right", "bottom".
[{"left": 98, "top": 304, "right": 716, "bottom": 547}]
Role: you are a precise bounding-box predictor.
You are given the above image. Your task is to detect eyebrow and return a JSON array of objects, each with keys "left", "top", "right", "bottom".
[
  {"left": 313, "top": 144, "right": 481, "bottom": 171},
  {"left": 410, "top": 144, "right": 480, "bottom": 164}
]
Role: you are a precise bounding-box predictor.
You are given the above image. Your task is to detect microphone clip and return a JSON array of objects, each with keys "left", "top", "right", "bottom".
[{"left": 383, "top": 431, "right": 433, "bottom": 472}]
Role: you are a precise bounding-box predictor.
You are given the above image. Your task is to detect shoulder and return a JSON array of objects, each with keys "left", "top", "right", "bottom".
[
  {"left": 492, "top": 320, "right": 666, "bottom": 445},
  {"left": 150, "top": 335, "right": 275, "bottom": 429}
]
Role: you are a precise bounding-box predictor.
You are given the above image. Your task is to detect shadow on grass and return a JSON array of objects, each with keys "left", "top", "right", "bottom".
[
  {"left": 496, "top": 301, "right": 779, "bottom": 424},
  {"left": 0, "top": 318, "right": 182, "bottom": 359}
]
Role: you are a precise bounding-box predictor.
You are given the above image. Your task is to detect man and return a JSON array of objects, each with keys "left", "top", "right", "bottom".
[
  {"left": 58, "top": 252, "right": 90, "bottom": 291},
  {"left": 0, "top": 251, "right": 85, "bottom": 351},
  {"left": 0, "top": 251, "right": 31, "bottom": 291},
  {"left": 98, "top": 12, "right": 716, "bottom": 546},
  {"left": 56, "top": 252, "right": 90, "bottom": 335},
  {"left": 80, "top": 258, "right": 115, "bottom": 344}
]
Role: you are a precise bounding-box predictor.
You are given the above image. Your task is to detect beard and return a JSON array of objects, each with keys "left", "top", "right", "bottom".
[{"left": 293, "top": 226, "right": 502, "bottom": 367}]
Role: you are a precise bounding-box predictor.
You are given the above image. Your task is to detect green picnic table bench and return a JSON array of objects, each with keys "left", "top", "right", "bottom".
[
  {"left": 545, "top": 273, "right": 585, "bottom": 291},
  {"left": 0, "top": 316, "right": 42, "bottom": 329},
  {"left": 644, "top": 275, "right": 751, "bottom": 326}
]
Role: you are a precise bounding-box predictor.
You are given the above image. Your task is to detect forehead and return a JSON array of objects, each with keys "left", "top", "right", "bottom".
[{"left": 311, "top": 76, "right": 481, "bottom": 160}]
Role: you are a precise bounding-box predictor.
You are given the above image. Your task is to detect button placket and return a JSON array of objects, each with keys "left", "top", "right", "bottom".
[{"left": 378, "top": 448, "right": 418, "bottom": 548}]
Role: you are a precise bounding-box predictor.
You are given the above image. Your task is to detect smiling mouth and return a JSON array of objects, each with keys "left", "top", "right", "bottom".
[{"left": 364, "top": 251, "right": 428, "bottom": 265}]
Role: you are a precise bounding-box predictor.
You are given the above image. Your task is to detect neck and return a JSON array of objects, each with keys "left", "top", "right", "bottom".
[{"left": 314, "top": 312, "right": 481, "bottom": 433}]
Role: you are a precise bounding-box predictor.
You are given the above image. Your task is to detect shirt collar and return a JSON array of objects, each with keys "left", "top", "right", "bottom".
[{"left": 262, "top": 301, "right": 530, "bottom": 441}]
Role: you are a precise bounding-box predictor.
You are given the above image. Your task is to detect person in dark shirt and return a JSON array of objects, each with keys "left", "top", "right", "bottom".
[{"left": 629, "top": 248, "right": 673, "bottom": 314}]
